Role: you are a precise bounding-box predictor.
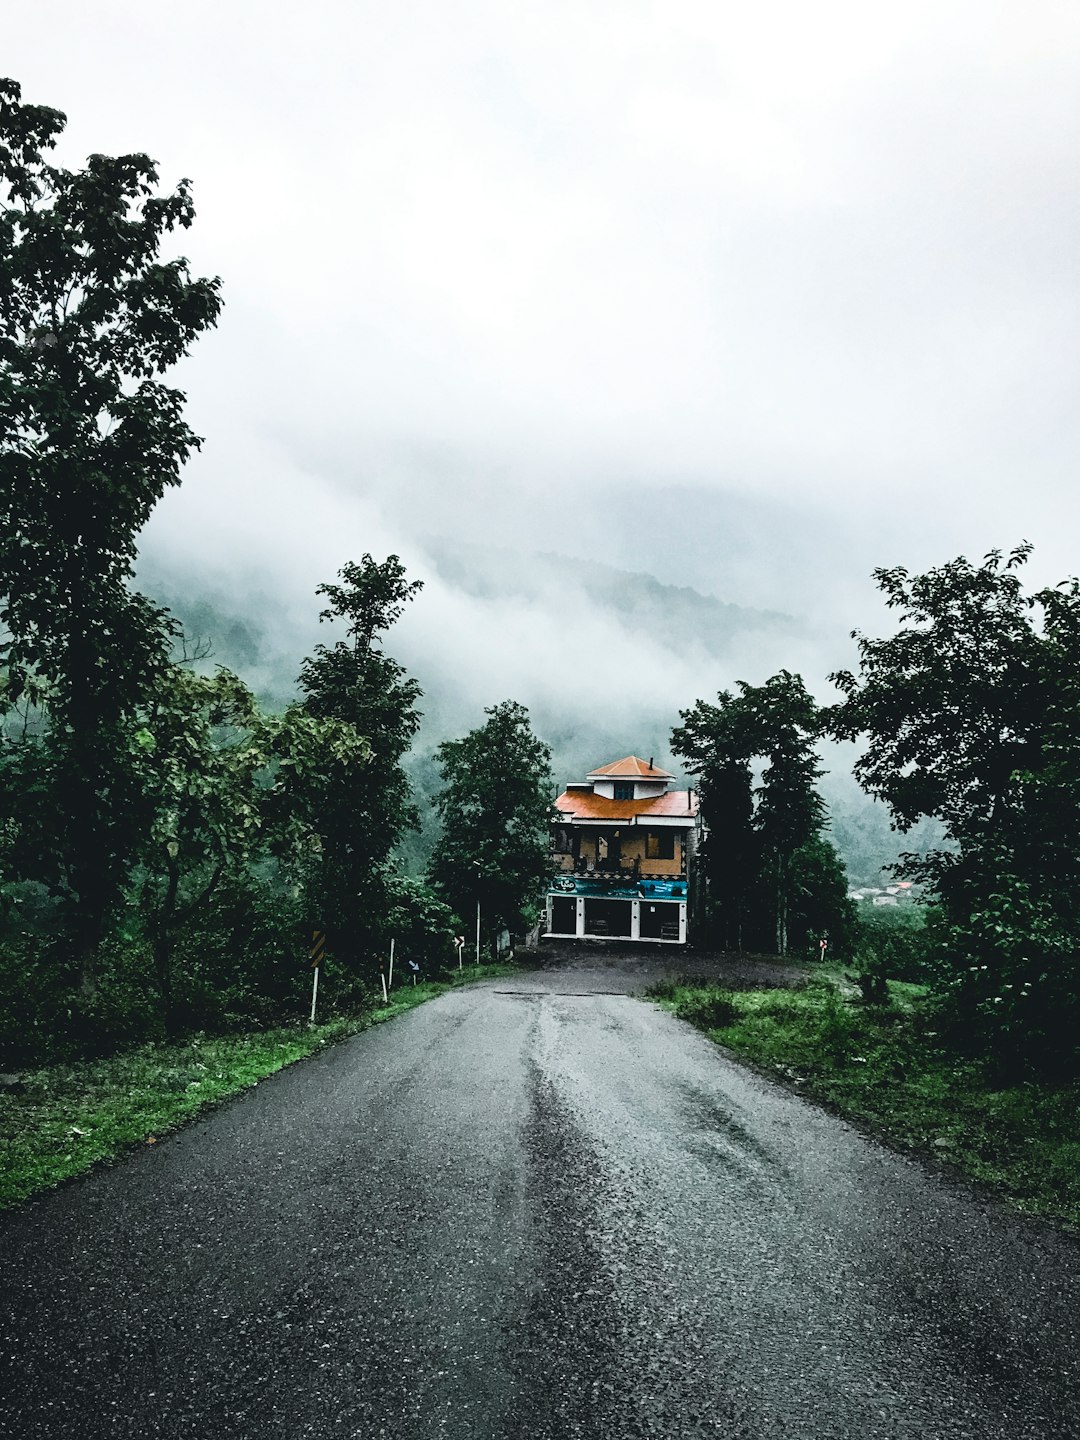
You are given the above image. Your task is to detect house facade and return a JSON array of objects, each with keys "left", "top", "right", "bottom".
[{"left": 545, "top": 756, "right": 700, "bottom": 944}]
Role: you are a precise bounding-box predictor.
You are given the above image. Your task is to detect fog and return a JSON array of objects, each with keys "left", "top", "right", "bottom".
[{"left": 8, "top": 1, "right": 1080, "bottom": 781}]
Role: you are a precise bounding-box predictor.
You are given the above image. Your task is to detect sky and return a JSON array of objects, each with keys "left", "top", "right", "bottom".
[{"left": 7, "top": 0, "right": 1080, "bottom": 739}]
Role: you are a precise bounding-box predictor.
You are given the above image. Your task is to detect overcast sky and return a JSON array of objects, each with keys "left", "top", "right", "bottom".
[{"left": 8, "top": 1, "right": 1080, "bottom": 725}]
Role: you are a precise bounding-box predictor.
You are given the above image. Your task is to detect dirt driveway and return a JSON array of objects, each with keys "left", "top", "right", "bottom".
[{"left": 512, "top": 937, "right": 810, "bottom": 994}]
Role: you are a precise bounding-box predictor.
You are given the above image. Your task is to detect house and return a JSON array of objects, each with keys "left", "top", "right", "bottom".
[{"left": 545, "top": 756, "right": 700, "bottom": 944}]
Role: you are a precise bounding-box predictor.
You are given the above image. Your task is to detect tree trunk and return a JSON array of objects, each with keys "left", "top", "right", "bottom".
[{"left": 775, "top": 861, "right": 788, "bottom": 957}]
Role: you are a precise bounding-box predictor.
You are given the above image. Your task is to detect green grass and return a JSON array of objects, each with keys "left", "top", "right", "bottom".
[
  {"left": 649, "top": 974, "right": 1080, "bottom": 1234},
  {"left": 0, "top": 964, "right": 513, "bottom": 1211}
]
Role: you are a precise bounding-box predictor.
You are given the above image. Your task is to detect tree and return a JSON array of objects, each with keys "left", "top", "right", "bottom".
[
  {"left": 295, "top": 556, "right": 423, "bottom": 969},
  {"left": 739, "top": 673, "right": 826, "bottom": 955},
  {"left": 384, "top": 875, "right": 458, "bottom": 977},
  {"left": 786, "top": 835, "right": 858, "bottom": 961},
  {"left": 129, "top": 668, "right": 265, "bottom": 1029},
  {"left": 825, "top": 545, "right": 1080, "bottom": 1067},
  {"left": 670, "top": 692, "right": 757, "bottom": 950},
  {"left": 673, "top": 671, "right": 833, "bottom": 956},
  {"left": 428, "top": 701, "right": 553, "bottom": 950},
  {"left": 0, "top": 78, "right": 222, "bottom": 984},
  {"left": 129, "top": 666, "right": 369, "bottom": 1030}
]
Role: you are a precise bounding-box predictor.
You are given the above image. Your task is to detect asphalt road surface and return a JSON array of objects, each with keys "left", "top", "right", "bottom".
[{"left": 2, "top": 958, "right": 1079, "bottom": 1439}]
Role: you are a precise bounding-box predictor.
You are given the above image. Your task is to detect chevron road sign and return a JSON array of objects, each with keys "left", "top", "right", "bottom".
[{"left": 309, "top": 929, "right": 326, "bottom": 1024}]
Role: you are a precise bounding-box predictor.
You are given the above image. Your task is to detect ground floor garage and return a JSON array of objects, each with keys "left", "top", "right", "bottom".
[{"left": 545, "top": 886, "right": 688, "bottom": 944}]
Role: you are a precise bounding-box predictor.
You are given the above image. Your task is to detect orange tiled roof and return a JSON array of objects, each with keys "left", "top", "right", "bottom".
[
  {"left": 555, "top": 790, "right": 698, "bottom": 821},
  {"left": 586, "top": 755, "right": 675, "bottom": 780}
]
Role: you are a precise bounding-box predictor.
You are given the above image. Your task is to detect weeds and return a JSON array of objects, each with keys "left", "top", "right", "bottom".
[{"left": 675, "top": 988, "right": 738, "bottom": 1030}]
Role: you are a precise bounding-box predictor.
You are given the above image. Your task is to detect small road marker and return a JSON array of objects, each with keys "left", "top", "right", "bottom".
[{"left": 309, "top": 930, "right": 326, "bottom": 1024}]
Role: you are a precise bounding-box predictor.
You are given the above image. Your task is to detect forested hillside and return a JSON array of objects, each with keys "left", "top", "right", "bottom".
[{"left": 136, "top": 547, "right": 924, "bottom": 883}]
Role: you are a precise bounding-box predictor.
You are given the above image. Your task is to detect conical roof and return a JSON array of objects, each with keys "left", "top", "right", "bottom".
[{"left": 586, "top": 755, "right": 674, "bottom": 781}]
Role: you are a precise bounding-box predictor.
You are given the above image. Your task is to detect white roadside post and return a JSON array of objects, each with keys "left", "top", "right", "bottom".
[
  {"left": 475, "top": 898, "right": 481, "bottom": 966},
  {"left": 388, "top": 937, "right": 395, "bottom": 989}
]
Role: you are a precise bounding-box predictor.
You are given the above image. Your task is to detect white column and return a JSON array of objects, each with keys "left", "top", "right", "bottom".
[
  {"left": 679, "top": 903, "right": 687, "bottom": 944},
  {"left": 576, "top": 896, "right": 585, "bottom": 937},
  {"left": 631, "top": 900, "right": 641, "bottom": 941}
]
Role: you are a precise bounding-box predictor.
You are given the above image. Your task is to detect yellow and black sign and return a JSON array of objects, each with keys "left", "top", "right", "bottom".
[{"left": 309, "top": 930, "right": 326, "bottom": 969}]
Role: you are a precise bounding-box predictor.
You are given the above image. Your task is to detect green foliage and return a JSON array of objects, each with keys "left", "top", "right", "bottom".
[
  {"left": 643, "top": 976, "right": 680, "bottom": 1001},
  {"left": 294, "top": 555, "right": 423, "bottom": 972},
  {"left": 0, "top": 933, "right": 162, "bottom": 1067},
  {"left": 674, "top": 986, "right": 737, "bottom": 1030},
  {"left": 673, "top": 671, "right": 845, "bottom": 955},
  {"left": 852, "top": 904, "right": 936, "bottom": 985},
  {"left": 428, "top": 700, "right": 554, "bottom": 944},
  {"left": 384, "top": 874, "right": 458, "bottom": 974},
  {"left": 0, "top": 77, "right": 222, "bottom": 979},
  {"left": 164, "top": 875, "right": 310, "bottom": 1029},
  {"left": 814, "top": 982, "right": 858, "bottom": 1064},
  {"left": 125, "top": 665, "right": 369, "bottom": 1029},
  {"left": 826, "top": 546, "right": 1080, "bottom": 1071},
  {"left": 671, "top": 688, "right": 757, "bottom": 950},
  {"left": 788, "top": 835, "right": 858, "bottom": 959}
]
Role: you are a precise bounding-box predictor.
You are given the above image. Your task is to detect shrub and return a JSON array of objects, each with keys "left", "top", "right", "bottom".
[
  {"left": 853, "top": 905, "right": 936, "bottom": 985},
  {"left": 675, "top": 987, "right": 738, "bottom": 1030},
  {"left": 815, "top": 984, "right": 857, "bottom": 1066}
]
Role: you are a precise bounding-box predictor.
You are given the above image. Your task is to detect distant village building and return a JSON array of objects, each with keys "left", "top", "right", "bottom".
[
  {"left": 849, "top": 880, "right": 918, "bottom": 905},
  {"left": 545, "top": 756, "right": 700, "bottom": 944}
]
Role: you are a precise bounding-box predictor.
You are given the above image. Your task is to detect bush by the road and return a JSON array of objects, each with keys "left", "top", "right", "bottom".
[{"left": 674, "top": 987, "right": 738, "bottom": 1030}]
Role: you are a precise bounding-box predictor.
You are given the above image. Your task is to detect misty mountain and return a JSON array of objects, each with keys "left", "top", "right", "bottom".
[
  {"left": 136, "top": 543, "right": 927, "bottom": 884},
  {"left": 422, "top": 540, "right": 799, "bottom": 660}
]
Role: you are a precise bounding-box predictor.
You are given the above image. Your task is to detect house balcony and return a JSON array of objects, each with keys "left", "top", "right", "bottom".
[{"left": 551, "top": 834, "right": 685, "bottom": 882}]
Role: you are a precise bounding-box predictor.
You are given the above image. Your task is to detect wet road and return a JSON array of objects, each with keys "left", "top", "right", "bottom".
[{"left": 2, "top": 968, "right": 1078, "bottom": 1439}]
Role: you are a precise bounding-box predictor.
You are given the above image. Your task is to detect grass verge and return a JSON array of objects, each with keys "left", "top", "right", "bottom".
[
  {"left": 0, "top": 964, "right": 513, "bottom": 1211},
  {"left": 648, "top": 974, "right": 1080, "bottom": 1234}
]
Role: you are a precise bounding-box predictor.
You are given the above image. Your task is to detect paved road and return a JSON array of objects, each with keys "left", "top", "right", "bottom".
[{"left": 2, "top": 966, "right": 1078, "bottom": 1439}]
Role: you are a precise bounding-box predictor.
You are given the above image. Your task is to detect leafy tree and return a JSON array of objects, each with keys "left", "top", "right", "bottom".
[
  {"left": 128, "top": 668, "right": 263, "bottom": 1029},
  {"left": 852, "top": 903, "right": 935, "bottom": 988},
  {"left": 739, "top": 673, "right": 826, "bottom": 954},
  {"left": 428, "top": 700, "right": 553, "bottom": 951},
  {"left": 0, "top": 78, "right": 222, "bottom": 983},
  {"left": 786, "top": 836, "right": 858, "bottom": 961},
  {"left": 826, "top": 546, "right": 1044, "bottom": 882},
  {"left": 674, "top": 671, "right": 835, "bottom": 956},
  {"left": 295, "top": 556, "right": 423, "bottom": 970},
  {"left": 825, "top": 545, "right": 1080, "bottom": 1068},
  {"left": 384, "top": 874, "right": 458, "bottom": 977},
  {"left": 129, "top": 665, "right": 368, "bottom": 1030},
  {"left": 670, "top": 692, "right": 756, "bottom": 950}
]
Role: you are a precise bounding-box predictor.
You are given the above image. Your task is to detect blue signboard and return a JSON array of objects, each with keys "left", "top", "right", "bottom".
[{"left": 549, "top": 876, "right": 686, "bottom": 901}]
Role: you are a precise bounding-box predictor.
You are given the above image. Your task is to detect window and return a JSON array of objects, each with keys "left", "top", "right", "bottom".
[
  {"left": 553, "top": 827, "right": 575, "bottom": 855},
  {"left": 613, "top": 781, "right": 634, "bottom": 800},
  {"left": 646, "top": 829, "right": 676, "bottom": 860}
]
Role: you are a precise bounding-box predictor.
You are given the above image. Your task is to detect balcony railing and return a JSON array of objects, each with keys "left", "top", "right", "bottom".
[{"left": 553, "top": 854, "right": 681, "bottom": 880}]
